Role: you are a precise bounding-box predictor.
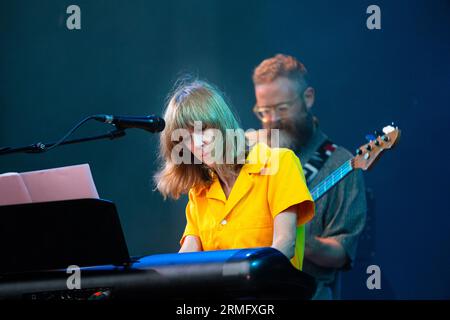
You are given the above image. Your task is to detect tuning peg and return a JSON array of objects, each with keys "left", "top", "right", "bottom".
[
  {"left": 365, "top": 134, "right": 376, "bottom": 142},
  {"left": 356, "top": 148, "right": 363, "bottom": 155},
  {"left": 382, "top": 135, "right": 389, "bottom": 142},
  {"left": 366, "top": 145, "right": 372, "bottom": 151},
  {"left": 382, "top": 125, "right": 395, "bottom": 134},
  {"left": 374, "top": 140, "right": 380, "bottom": 146}
]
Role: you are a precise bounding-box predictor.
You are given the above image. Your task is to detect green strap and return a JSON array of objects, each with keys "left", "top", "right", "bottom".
[{"left": 290, "top": 225, "right": 305, "bottom": 270}]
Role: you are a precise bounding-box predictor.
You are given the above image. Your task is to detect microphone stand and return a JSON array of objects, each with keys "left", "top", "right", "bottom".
[{"left": 0, "top": 128, "right": 126, "bottom": 156}]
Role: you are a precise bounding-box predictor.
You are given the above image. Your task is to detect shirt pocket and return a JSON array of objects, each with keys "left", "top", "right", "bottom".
[
  {"left": 232, "top": 225, "right": 273, "bottom": 248},
  {"left": 236, "top": 207, "right": 273, "bottom": 229}
]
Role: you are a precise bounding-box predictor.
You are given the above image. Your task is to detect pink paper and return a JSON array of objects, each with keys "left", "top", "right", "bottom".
[{"left": 0, "top": 164, "right": 99, "bottom": 205}]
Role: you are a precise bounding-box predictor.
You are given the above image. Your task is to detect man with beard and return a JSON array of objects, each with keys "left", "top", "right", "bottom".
[{"left": 248, "top": 54, "right": 367, "bottom": 300}]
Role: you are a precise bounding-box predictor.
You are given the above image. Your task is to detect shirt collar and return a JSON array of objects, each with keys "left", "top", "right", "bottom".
[
  {"left": 205, "top": 142, "right": 271, "bottom": 201},
  {"left": 244, "top": 142, "right": 271, "bottom": 174}
]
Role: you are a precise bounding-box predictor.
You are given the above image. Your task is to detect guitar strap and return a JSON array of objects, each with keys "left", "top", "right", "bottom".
[
  {"left": 301, "top": 140, "right": 337, "bottom": 186},
  {"left": 292, "top": 139, "right": 337, "bottom": 271}
]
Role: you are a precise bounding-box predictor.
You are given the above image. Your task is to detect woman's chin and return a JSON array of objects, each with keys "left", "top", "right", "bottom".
[
  {"left": 202, "top": 155, "right": 220, "bottom": 167},
  {"left": 202, "top": 159, "right": 214, "bottom": 167}
]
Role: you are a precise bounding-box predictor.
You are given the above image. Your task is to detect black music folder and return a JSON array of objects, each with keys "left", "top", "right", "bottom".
[{"left": 0, "top": 198, "right": 130, "bottom": 275}]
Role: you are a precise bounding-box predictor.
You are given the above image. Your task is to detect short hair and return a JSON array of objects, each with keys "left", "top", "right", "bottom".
[{"left": 252, "top": 54, "right": 309, "bottom": 92}]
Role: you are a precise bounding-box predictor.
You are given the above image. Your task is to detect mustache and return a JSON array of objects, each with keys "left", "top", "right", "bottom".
[
  {"left": 264, "top": 120, "right": 297, "bottom": 133},
  {"left": 261, "top": 115, "right": 315, "bottom": 149}
]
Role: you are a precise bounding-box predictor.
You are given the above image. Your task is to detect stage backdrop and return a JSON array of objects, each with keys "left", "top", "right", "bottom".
[{"left": 1, "top": 0, "right": 449, "bottom": 299}]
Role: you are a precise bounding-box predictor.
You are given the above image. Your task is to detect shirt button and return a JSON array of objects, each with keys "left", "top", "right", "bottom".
[{"left": 220, "top": 219, "right": 227, "bottom": 225}]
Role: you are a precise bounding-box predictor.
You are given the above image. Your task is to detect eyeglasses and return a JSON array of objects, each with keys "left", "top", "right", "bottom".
[{"left": 253, "top": 97, "right": 299, "bottom": 121}]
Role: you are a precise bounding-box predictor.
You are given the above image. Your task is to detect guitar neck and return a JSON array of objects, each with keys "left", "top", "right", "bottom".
[{"left": 310, "top": 159, "right": 354, "bottom": 201}]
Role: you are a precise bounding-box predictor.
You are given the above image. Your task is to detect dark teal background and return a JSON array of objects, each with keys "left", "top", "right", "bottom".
[{"left": 1, "top": 0, "right": 449, "bottom": 299}]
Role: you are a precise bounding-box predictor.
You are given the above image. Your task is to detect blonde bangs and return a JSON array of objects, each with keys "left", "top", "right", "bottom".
[{"left": 172, "top": 85, "right": 226, "bottom": 132}]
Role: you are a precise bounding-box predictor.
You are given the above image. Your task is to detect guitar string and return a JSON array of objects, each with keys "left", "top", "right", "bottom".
[{"left": 310, "top": 160, "right": 352, "bottom": 200}]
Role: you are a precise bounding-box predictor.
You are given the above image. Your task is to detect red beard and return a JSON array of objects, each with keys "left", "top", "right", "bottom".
[{"left": 262, "top": 113, "right": 315, "bottom": 150}]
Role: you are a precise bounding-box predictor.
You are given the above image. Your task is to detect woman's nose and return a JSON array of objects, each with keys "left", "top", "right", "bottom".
[
  {"left": 203, "top": 128, "right": 220, "bottom": 145},
  {"left": 192, "top": 132, "right": 204, "bottom": 148}
]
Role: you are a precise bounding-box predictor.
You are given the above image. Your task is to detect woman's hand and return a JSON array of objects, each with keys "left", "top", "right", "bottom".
[
  {"left": 179, "top": 235, "right": 203, "bottom": 253},
  {"left": 271, "top": 205, "right": 298, "bottom": 259}
]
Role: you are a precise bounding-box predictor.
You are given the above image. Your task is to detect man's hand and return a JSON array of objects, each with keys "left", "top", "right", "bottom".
[{"left": 305, "top": 236, "right": 348, "bottom": 268}]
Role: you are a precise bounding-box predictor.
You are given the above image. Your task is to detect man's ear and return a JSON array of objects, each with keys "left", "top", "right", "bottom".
[{"left": 303, "top": 87, "right": 315, "bottom": 110}]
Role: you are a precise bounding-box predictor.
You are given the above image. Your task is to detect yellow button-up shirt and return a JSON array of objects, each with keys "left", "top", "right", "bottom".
[{"left": 181, "top": 143, "right": 315, "bottom": 269}]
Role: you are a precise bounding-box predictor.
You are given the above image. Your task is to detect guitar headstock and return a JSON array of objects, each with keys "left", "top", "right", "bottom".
[{"left": 353, "top": 124, "right": 401, "bottom": 170}]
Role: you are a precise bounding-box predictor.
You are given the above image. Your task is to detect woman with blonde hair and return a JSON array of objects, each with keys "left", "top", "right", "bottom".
[{"left": 154, "top": 79, "right": 314, "bottom": 270}]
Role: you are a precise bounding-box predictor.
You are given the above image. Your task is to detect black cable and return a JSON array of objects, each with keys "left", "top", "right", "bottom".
[{"left": 38, "top": 115, "right": 97, "bottom": 152}]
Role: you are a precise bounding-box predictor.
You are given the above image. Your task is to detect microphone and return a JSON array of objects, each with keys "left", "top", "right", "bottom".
[{"left": 93, "top": 114, "right": 165, "bottom": 133}]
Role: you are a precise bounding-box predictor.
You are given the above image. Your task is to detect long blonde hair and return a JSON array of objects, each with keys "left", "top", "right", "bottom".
[{"left": 154, "top": 79, "right": 245, "bottom": 199}]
